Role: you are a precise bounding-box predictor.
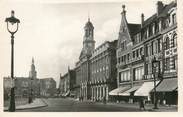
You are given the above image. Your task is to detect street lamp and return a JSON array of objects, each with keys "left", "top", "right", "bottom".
[
  {"left": 5, "top": 10, "right": 20, "bottom": 112},
  {"left": 152, "top": 57, "right": 160, "bottom": 109}
]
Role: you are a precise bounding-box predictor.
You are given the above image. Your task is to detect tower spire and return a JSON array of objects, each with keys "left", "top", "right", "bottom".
[
  {"left": 88, "top": 11, "right": 90, "bottom": 22},
  {"left": 122, "top": 5, "right": 126, "bottom": 16},
  {"left": 32, "top": 57, "right": 34, "bottom": 64}
]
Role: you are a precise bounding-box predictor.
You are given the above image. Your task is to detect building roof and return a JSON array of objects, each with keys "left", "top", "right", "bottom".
[
  {"left": 128, "top": 23, "right": 141, "bottom": 36},
  {"left": 85, "top": 18, "right": 94, "bottom": 29},
  {"left": 142, "top": 1, "right": 176, "bottom": 27}
]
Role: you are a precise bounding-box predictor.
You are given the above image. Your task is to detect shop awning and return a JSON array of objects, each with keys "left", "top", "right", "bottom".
[
  {"left": 134, "top": 81, "right": 159, "bottom": 96},
  {"left": 119, "top": 86, "right": 141, "bottom": 96},
  {"left": 153, "top": 78, "right": 177, "bottom": 92},
  {"left": 109, "top": 86, "right": 130, "bottom": 96}
]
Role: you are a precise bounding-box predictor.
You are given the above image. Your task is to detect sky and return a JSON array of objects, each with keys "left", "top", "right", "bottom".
[{"left": 0, "top": 0, "right": 173, "bottom": 87}]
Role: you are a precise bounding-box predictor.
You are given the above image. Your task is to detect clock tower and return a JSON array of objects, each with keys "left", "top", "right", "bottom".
[{"left": 80, "top": 18, "right": 95, "bottom": 59}]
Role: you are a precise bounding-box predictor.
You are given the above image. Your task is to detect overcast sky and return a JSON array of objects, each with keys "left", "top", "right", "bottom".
[{"left": 0, "top": 0, "right": 172, "bottom": 87}]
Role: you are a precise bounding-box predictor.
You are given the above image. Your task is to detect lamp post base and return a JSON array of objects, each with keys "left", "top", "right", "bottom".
[
  {"left": 28, "top": 97, "right": 33, "bottom": 104},
  {"left": 8, "top": 88, "right": 15, "bottom": 112}
]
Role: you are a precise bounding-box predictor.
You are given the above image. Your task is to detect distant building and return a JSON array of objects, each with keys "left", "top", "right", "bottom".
[
  {"left": 3, "top": 58, "right": 57, "bottom": 99},
  {"left": 40, "top": 78, "right": 56, "bottom": 97},
  {"left": 59, "top": 67, "right": 76, "bottom": 97}
]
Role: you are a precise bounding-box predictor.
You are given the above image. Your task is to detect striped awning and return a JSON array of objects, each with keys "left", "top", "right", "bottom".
[
  {"left": 153, "top": 78, "right": 177, "bottom": 92},
  {"left": 134, "top": 81, "right": 159, "bottom": 96},
  {"left": 119, "top": 86, "right": 141, "bottom": 96},
  {"left": 109, "top": 86, "right": 130, "bottom": 96}
]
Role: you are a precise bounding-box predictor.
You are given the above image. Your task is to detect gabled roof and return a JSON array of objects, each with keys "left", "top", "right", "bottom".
[
  {"left": 158, "top": 1, "right": 176, "bottom": 17},
  {"left": 142, "top": 1, "right": 176, "bottom": 27},
  {"left": 128, "top": 23, "right": 141, "bottom": 36}
]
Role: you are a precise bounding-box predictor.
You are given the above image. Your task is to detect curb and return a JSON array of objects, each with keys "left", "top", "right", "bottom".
[{"left": 4, "top": 99, "right": 48, "bottom": 111}]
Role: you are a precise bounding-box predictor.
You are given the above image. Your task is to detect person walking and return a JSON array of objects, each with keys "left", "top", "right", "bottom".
[
  {"left": 139, "top": 98, "right": 146, "bottom": 111},
  {"left": 103, "top": 96, "right": 106, "bottom": 104}
]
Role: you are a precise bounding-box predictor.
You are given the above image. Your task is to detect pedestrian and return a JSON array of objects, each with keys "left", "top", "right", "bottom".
[
  {"left": 103, "top": 96, "right": 106, "bottom": 104},
  {"left": 139, "top": 98, "right": 146, "bottom": 111}
]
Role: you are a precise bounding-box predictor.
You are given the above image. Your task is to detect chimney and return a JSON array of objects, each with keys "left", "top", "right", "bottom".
[
  {"left": 141, "top": 13, "right": 144, "bottom": 27},
  {"left": 157, "top": 1, "right": 164, "bottom": 15}
]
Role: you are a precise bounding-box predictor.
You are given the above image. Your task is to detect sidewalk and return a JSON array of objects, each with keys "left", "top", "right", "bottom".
[
  {"left": 89, "top": 101, "right": 177, "bottom": 112},
  {"left": 4, "top": 98, "right": 48, "bottom": 111}
]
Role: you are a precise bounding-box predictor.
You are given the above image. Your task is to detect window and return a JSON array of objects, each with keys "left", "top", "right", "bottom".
[
  {"left": 134, "top": 67, "right": 144, "bottom": 80},
  {"left": 172, "top": 33, "right": 177, "bottom": 47},
  {"left": 118, "top": 58, "right": 120, "bottom": 64},
  {"left": 152, "top": 23, "right": 155, "bottom": 35},
  {"left": 172, "top": 14, "right": 176, "bottom": 25},
  {"left": 158, "top": 39, "right": 162, "bottom": 52},
  {"left": 124, "top": 55, "right": 126, "bottom": 63},
  {"left": 165, "top": 58, "right": 170, "bottom": 71},
  {"left": 121, "top": 56, "right": 123, "bottom": 62},
  {"left": 145, "top": 45, "right": 148, "bottom": 56},
  {"left": 140, "top": 47, "right": 143, "bottom": 55},
  {"left": 120, "top": 70, "right": 130, "bottom": 82},
  {"left": 148, "top": 45, "right": 152, "bottom": 56},
  {"left": 164, "top": 37, "right": 170, "bottom": 50},
  {"left": 153, "top": 41, "right": 158, "bottom": 54},
  {"left": 155, "top": 22, "right": 159, "bottom": 33},
  {"left": 172, "top": 56, "right": 176, "bottom": 70},
  {"left": 159, "top": 20, "right": 162, "bottom": 31},
  {"left": 133, "top": 51, "right": 135, "bottom": 58},
  {"left": 165, "top": 19, "right": 169, "bottom": 28},
  {"left": 127, "top": 53, "right": 130, "bottom": 61},
  {"left": 148, "top": 63, "right": 152, "bottom": 74},
  {"left": 136, "top": 49, "right": 139, "bottom": 57}
]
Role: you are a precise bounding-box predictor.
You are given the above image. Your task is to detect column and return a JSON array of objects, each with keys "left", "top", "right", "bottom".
[
  {"left": 101, "top": 85, "right": 103, "bottom": 99},
  {"left": 103, "top": 86, "right": 105, "bottom": 99},
  {"left": 96, "top": 86, "right": 98, "bottom": 100},
  {"left": 86, "top": 86, "right": 87, "bottom": 100},
  {"left": 106, "top": 86, "right": 109, "bottom": 101},
  {"left": 91, "top": 87, "right": 93, "bottom": 100},
  {"left": 94, "top": 86, "right": 96, "bottom": 101},
  {"left": 169, "top": 34, "right": 175, "bottom": 71},
  {"left": 99, "top": 86, "right": 101, "bottom": 100}
]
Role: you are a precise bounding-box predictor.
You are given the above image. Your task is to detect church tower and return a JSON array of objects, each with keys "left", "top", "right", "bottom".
[
  {"left": 29, "top": 57, "right": 37, "bottom": 79},
  {"left": 80, "top": 18, "right": 95, "bottom": 59}
]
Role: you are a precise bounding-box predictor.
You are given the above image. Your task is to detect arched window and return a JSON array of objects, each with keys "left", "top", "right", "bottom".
[
  {"left": 164, "top": 37, "right": 170, "bottom": 50},
  {"left": 172, "top": 33, "right": 177, "bottom": 47}
]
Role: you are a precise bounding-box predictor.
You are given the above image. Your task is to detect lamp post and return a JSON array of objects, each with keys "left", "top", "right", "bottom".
[
  {"left": 28, "top": 77, "right": 33, "bottom": 103},
  {"left": 152, "top": 57, "right": 160, "bottom": 109},
  {"left": 5, "top": 10, "right": 20, "bottom": 112}
]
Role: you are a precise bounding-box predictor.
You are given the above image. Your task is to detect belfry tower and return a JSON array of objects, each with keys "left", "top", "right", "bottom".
[
  {"left": 29, "top": 57, "right": 37, "bottom": 79},
  {"left": 79, "top": 18, "right": 95, "bottom": 59}
]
